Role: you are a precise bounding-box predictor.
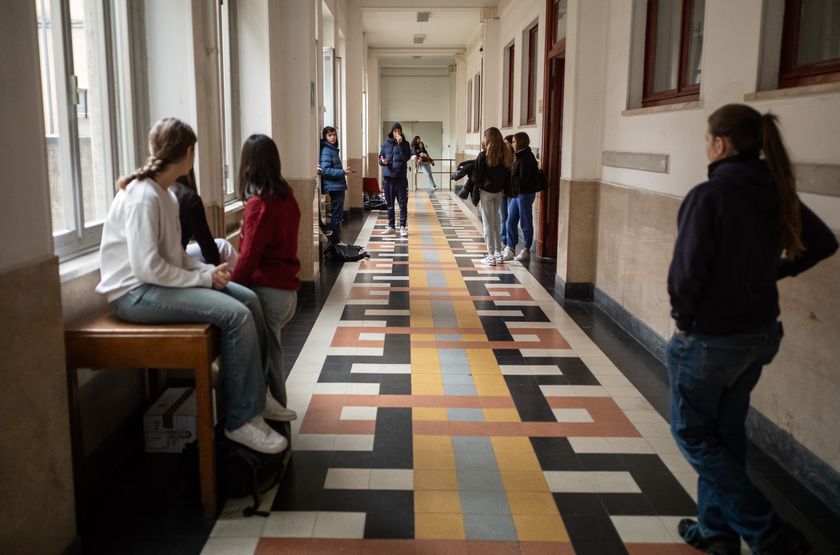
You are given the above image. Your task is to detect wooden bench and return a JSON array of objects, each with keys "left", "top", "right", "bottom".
[{"left": 65, "top": 309, "right": 220, "bottom": 519}]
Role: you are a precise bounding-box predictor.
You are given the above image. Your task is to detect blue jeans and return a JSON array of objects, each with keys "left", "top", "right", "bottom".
[
  {"left": 328, "top": 190, "right": 345, "bottom": 244},
  {"left": 506, "top": 193, "right": 536, "bottom": 250},
  {"left": 419, "top": 163, "right": 436, "bottom": 188},
  {"left": 110, "top": 282, "right": 269, "bottom": 431},
  {"left": 383, "top": 176, "right": 408, "bottom": 228},
  {"left": 499, "top": 197, "right": 510, "bottom": 247},
  {"left": 252, "top": 287, "right": 297, "bottom": 406},
  {"left": 667, "top": 320, "right": 783, "bottom": 550}
]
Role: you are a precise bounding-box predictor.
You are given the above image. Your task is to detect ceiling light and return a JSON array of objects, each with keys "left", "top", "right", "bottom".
[
  {"left": 417, "top": 12, "right": 430, "bottom": 22},
  {"left": 413, "top": 34, "right": 425, "bottom": 44}
]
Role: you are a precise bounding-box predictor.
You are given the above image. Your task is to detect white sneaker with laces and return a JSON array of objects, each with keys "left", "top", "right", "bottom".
[
  {"left": 494, "top": 251, "right": 503, "bottom": 264},
  {"left": 383, "top": 227, "right": 397, "bottom": 235},
  {"left": 482, "top": 253, "right": 497, "bottom": 266},
  {"left": 400, "top": 227, "right": 408, "bottom": 237},
  {"left": 224, "top": 416, "right": 288, "bottom": 454},
  {"left": 264, "top": 389, "right": 297, "bottom": 422},
  {"left": 514, "top": 249, "right": 531, "bottom": 261},
  {"left": 502, "top": 247, "right": 515, "bottom": 261}
]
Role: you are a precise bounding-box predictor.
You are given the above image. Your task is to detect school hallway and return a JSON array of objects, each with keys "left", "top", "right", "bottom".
[{"left": 69, "top": 192, "right": 840, "bottom": 555}]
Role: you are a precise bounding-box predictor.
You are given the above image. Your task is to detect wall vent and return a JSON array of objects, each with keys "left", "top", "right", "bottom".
[
  {"left": 416, "top": 12, "right": 430, "bottom": 22},
  {"left": 413, "top": 34, "right": 425, "bottom": 44}
]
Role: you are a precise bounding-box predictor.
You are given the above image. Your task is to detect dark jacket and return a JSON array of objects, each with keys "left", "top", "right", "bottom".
[
  {"left": 171, "top": 182, "right": 220, "bottom": 266},
  {"left": 473, "top": 150, "right": 510, "bottom": 194},
  {"left": 319, "top": 128, "right": 347, "bottom": 193},
  {"left": 668, "top": 154, "right": 838, "bottom": 335},
  {"left": 411, "top": 141, "right": 433, "bottom": 162},
  {"left": 379, "top": 122, "right": 412, "bottom": 179},
  {"left": 512, "top": 146, "right": 540, "bottom": 194}
]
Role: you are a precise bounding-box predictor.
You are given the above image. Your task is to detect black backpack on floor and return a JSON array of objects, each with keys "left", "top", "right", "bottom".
[{"left": 324, "top": 243, "right": 369, "bottom": 262}]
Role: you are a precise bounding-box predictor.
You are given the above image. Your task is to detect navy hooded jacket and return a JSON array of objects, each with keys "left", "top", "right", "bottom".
[
  {"left": 378, "top": 122, "right": 411, "bottom": 179},
  {"left": 319, "top": 128, "right": 347, "bottom": 193},
  {"left": 667, "top": 153, "right": 838, "bottom": 335}
]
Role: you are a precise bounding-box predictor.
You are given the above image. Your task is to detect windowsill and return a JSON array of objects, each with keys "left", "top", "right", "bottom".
[
  {"left": 622, "top": 100, "right": 703, "bottom": 116},
  {"left": 518, "top": 123, "right": 538, "bottom": 129},
  {"left": 224, "top": 199, "right": 245, "bottom": 233},
  {"left": 59, "top": 251, "right": 100, "bottom": 284},
  {"left": 744, "top": 81, "right": 840, "bottom": 102}
]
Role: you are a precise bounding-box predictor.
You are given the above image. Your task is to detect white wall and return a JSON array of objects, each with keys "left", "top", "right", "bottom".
[
  {"left": 238, "top": 0, "right": 272, "bottom": 140},
  {"left": 1, "top": 0, "right": 54, "bottom": 275},
  {"left": 380, "top": 71, "right": 452, "bottom": 153}
]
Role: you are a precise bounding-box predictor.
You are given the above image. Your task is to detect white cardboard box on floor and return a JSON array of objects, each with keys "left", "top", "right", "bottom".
[{"left": 143, "top": 387, "right": 197, "bottom": 453}]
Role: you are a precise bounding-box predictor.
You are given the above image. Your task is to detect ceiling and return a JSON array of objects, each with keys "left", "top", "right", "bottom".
[{"left": 358, "top": 2, "right": 499, "bottom": 69}]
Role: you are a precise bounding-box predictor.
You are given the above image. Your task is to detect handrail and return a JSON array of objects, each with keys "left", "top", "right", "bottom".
[{"left": 412, "top": 157, "right": 458, "bottom": 191}]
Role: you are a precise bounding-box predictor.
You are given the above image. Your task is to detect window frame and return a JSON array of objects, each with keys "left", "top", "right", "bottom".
[
  {"left": 38, "top": 0, "right": 128, "bottom": 261},
  {"left": 526, "top": 24, "right": 539, "bottom": 124},
  {"left": 505, "top": 42, "right": 515, "bottom": 128},
  {"left": 642, "top": 0, "right": 702, "bottom": 108},
  {"left": 474, "top": 70, "right": 481, "bottom": 132},
  {"left": 778, "top": 0, "right": 840, "bottom": 88},
  {"left": 466, "top": 78, "right": 473, "bottom": 133}
]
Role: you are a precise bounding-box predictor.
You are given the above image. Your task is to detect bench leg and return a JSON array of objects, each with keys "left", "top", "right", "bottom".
[
  {"left": 194, "top": 364, "right": 217, "bottom": 518},
  {"left": 66, "top": 366, "right": 87, "bottom": 528}
]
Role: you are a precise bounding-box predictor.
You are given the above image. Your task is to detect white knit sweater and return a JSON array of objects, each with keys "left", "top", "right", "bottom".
[{"left": 96, "top": 178, "right": 214, "bottom": 302}]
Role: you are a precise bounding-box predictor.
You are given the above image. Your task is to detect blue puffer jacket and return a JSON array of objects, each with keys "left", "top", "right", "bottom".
[
  {"left": 319, "top": 128, "right": 347, "bottom": 193},
  {"left": 378, "top": 122, "right": 411, "bottom": 179}
]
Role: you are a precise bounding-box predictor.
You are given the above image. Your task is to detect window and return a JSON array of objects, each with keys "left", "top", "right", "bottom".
[
  {"left": 643, "top": 0, "right": 705, "bottom": 107},
  {"left": 466, "top": 79, "right": 473, "bottom": 133},
  {"left": 36, "top": 0, "right": 130, "bottom": 259},
  {"left": 779, "top": 0, "right": 840, "bottom": 88},
  {"left": 474, "top": 71, "right": 481, "bottom": 132},
  {"left": 504, "top": 43, "right": 515, "bottom": 127},
  {"left": 525, "top": 24, "right": 539, "bottom": 124}
]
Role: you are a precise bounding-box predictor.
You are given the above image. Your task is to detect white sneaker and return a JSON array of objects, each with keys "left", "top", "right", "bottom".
[
  {"left": 494, "top": 251, "right": 503, "bottom": 264},
  {"left": 383, "top": 227, "right": 397, "bottom": 235},
  {"left": 502, "top": 247, "right": 515, "bottom": 261},
  {"left": 514, "top": 249, "right": 531, "bottom": 261},
  {"left": 481, "top": 253, "right": 497, "bottom": 266},
  {"left": 264, "top": 389, "right": 297, "bottom": 422},
  {"left": 225, "top": 416, "right": 288, "bottom": 454},
  {"left": 400, "top": 227, "right": 408, "bottom": 237}
]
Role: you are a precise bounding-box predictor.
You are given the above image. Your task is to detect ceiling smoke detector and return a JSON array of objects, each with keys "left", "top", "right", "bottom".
[
  {"left": 417, "top": 12, "right": 430, "bottom": 22},
  {"left": 413, "top": 34, "right": 425, "bottom": 44}
]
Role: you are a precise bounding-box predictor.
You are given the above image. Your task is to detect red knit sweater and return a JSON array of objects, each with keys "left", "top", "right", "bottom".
[{"left": 231, "top": 194, "right": 301, "bottom": 291}]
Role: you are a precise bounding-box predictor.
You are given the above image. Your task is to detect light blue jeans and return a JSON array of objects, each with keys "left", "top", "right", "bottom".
[
  {"left": 668, "top": 320, "right": 783, "bottom": 550},
  {"left": 252, "top": 287, "right": 297, "bottom": 406},
  {"left": 110, "top": 282, "right": 268, "bottom": 431},
  {"left": 418, "top": 163, "right": 436, "bottom": 188},
  {"left": 478, "top": 189, "right": 504, "bottom": 254}
]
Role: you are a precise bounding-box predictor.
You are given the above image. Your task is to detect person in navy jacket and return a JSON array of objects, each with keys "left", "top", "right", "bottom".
[
  {"left": 667, "top": 104, "right": 837, "bottom": 555},
  {"left": 319, "top": 126, "right": 351, "bottom": 245},
  {"left": 379, "top": 122, "right": 412, "bottom": 237}
]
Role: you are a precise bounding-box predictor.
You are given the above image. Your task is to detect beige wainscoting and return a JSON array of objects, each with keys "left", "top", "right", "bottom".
[
  {"left": 288, "top": 178, "right": 320, "bottom": 282},
  {"left": 1, "top": 256, "right": 76, "bottom": 553}
]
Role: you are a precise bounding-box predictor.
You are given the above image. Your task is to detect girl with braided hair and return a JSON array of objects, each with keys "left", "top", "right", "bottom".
[
  {"left": 97, "top": 118, "right": 291, "bottom": 455},
  {"left": 667, "top": 104, "right": 837, "bottom": 554}
]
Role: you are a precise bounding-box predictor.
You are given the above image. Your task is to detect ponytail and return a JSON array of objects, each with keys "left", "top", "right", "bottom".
[
  {"left": 118, "top": 117, "right": 196, "bottom": 190},
  {"left": 708, "top": 104, "right": 804, "bottom": 260},
  {"left": 117, "top": 156, "right": 167, "bottom": 190},
  {"left": 761, "top": 113, "right": 803, "bottom": 259}
]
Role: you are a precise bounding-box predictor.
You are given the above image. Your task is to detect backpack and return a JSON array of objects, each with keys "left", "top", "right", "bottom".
[
  {"left": 179, "top": 424, "right": 287, "bottom": 518},
  {"left": 324, "top": 243, "right": 369, "bottom": 262},
  {"left": 535, "top": 169, "right": 549, "bottom": 192}
]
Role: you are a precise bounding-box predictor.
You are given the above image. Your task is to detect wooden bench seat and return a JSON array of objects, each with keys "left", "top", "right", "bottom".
[{"left": 65, "top": 309, "right": 221, "bottom": 519}]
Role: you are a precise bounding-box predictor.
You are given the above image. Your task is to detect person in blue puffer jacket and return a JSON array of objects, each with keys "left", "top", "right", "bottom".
[
  {"left": 379, "top": 122, "right": 412, "bottom": 237},
  {"left": 319, "top": 126, "right": 351, "bottom": 245}
]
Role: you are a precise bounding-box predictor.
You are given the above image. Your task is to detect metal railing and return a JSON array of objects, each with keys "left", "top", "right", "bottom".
[{"left": 411, "top": 157, "right": 458, "bottom": 191}]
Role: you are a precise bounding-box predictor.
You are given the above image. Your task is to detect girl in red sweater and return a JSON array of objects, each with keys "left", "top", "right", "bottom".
[{"left": 231, "top": 134, "right": 301, "bottom": 420}]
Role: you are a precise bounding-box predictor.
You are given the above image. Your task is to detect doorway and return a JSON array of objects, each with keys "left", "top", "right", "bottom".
[{"left": 537, "top": 56, "right": 565, "bottom": 258}]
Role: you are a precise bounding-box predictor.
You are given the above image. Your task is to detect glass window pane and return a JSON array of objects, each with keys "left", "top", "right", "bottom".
[
  {"left": 652, "top": 0, "right": 681, "bottom": 93},
  {"left": 797, "top": 0, "right": 840, "bottom": 66},
  {"left": 36, "top": 0, "right": 72, "bottom": 235},
  {"left": 685, "top": 0, "right": 705, "bottom": 86},
  {"left": 555, "top": 0, "right": 567, "bottom": 44},
  {"left": 71, "top": 0, "right": 109, "bottom": 227}
]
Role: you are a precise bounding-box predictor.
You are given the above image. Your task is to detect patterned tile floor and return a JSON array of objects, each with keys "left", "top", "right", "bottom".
[{"left": 202, "top": 192, "right": 708, "bottom": 554}]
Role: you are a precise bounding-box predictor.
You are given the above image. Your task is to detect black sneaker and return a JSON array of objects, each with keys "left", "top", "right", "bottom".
[
  {"left": 679, "top": 519, "right": 740, "bottom": 555},
  {"left": 758, "top": 523, "right": 811, "bottom": 555}
]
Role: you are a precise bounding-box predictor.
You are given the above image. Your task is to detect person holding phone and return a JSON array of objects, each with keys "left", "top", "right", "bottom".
[
  {"left": 379, "top": 122, "right": 411, "bottom": 237},
  {"left": 318, "top": 126, "right": 351, "bottom": 245}
]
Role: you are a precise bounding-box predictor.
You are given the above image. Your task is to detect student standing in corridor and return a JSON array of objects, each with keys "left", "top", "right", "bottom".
[{"left": 379, "top": 122, "right": 411, "bottom": 237}]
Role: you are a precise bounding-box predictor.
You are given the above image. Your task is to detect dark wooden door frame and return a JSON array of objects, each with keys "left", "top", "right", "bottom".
[{"left": 537, "top": 0, "right": 565, "bottom": 258}]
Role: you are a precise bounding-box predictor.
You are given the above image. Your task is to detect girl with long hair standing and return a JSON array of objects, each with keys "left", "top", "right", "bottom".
[
  {"left": 231, "top": 134, "right": 300, "bottom": 421},
  {"left": 667, "top": 104, "right": 837, "bottom": 555},
  {"left": 474, "top": 127, "right": 513, "bottom": 265},
  {"left": 96, "top": 119, "right": 288, "bottom": 454}
]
